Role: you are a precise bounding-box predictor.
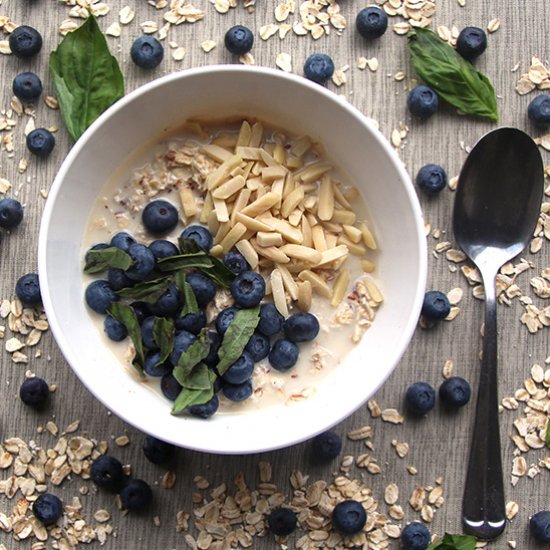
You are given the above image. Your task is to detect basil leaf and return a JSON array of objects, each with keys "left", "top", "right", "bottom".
[
  {"left": 49, "top": 14, "right": 125, "bottom": 141},
  {"left": 408, "top": 28, "right": 498, "bottom": 121},
  {"left": 84, "top": 247, "right": 133, "bottom": 274},
  {"left": 157, "top": 253, "right": 215, "bottom": 273},
  {"left": 215, "top": 306, "right": 260, "bottom": 376},
  {"left": 171, "top": 370, "right": 216, "bottom": 415},
  {"left": 174, "top": 272, "right": 199, "bottom": 316},
  {"left": 152, "top": 317, "right": 174, "bottom": 366},
  {"left": 108, "top": 302, "right": 144, "bottom": 373},
  {"left": 173, "top": 329, "right": 211, "bottom": 384},
  {"left": 427, "top": 533, "right": 477, "bottom": 550},
  {"left": 184, "top": 363, "right": 212, "bottom": 390},
  {"left": 115, "top": 276, "right": 172, "bottom": 300}
]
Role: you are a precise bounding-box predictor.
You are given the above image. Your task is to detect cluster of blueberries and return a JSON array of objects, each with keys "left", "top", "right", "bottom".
[{"left": 84, "top": 199, "right": 320, "bottom": 416}]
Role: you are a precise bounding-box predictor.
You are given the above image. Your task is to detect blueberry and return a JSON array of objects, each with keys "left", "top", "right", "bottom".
[
  {"left": 142, "top": 435, "right": 175, "bottom": 464},
  {"left": 283, "top": 312, "right": 319, "bottom": 343},
  {"left": 257, "top": 303, "right": 284, "bottom": 337},
  {"left": 90, "top": 455, "right": 124, "bottom": 492},
  {"left": 180, "top": 225, "right": 213, "bottom": 252},
  {"left": 125, "top": 243, "right": 156, "bottom": 281},
  {"left": 401, "top": 522, "right": 431, "bottom": 550},
  {"left": 107, "top": 268, "right": 133, "bottom": 291},
  {"left": 161, "top": 374, "right": 183, "bottom": 401},
  {"left": 131, "top": 301, "right": 151, "bottom": 325},
  {"left": 110, "top": 231, "right": 136, "bottom": 252},
  {"left": 169, "top": 330, "right": 197, "bottom": 365},
  {"left": 245, "top": 332, "right": 270, "bottom": 362},
  {"left": 187, "top": 272, "right": 217, "bottom": 307},
  {"left": 141, "top": 317, "right": 158, "bottom": 349},
  {"left": 407, "top": 86, "right": 439, "bottom": 119},
  {"left": 203, "top": 331, "right": 221, "bottom": 368},
  {"left": 224, "top": 25, "right": 254, "bottom": 55},
  {"left": 311, "top": 431, "right": 342, "bottom": 460},
  {"left": 175, "top": 309, "right": 206, "bottom": 335},
  {"left": 27, "top": 128, "right": 55, "bottom": 157},
  {"left": 188, "top": 394, "right": 219, "bottom": 419},
  {"left": 216, "top": 306, "right": 239, "bottom": 335},
  {"left": 19, "top": 377, "right": 49, "bottom": 408},
  {"left": 143, "top": 351, "right": 172, "bottom": 377},
  {"left": 405, "top": 382, "right": 436, "bottom": 415},
  {"left": 85, "top": 280, "right": 119, "bottom": 314},
  {"left": 142, "top": 199, "right": 179, "bottom": 235},
  {"left": 104, "top": 315, "right": 128, "bottom": 342},
  {"left": 130, "top": 36, "right": 164, "bottom": 69},
  {"left": 15, "top": 272, "right": 41, "bottom": 304},
  {"left": 332, "top": 500, "right": 367, "bottom": 534},
  {"left": 530, "top": 511, "right": 550, "bottom": 543},
  {"left": 231, "top": 271, "right": 265, "bottom": 308},
  {"left": 267, "top": 507, "right": 297, "bottom": 536},
  {"left": 12, "top": 72, "right": 43, "bottom": 101},
  {"left": 223, "top": 250, "right": 250, "bottom": 275},
  {"left": 303, "top": 53, "right": 335, "bottom": 84},
  {"left": 356, "top": 7, "right": 388, "bottom": 39},
  {"left": 222, "top": 352, "right": 254, "bottom": 385},
  {"left": 269, "top": 339, "right": 299, "bottom": 371},
  {"left": 439, "top": 376, "right": 471, "bottom": 408},
  {"left": 421, "top": 290, "right": 451, "bottom": 321},
  {"left": 33, "top": 493, "right": 63, "bottom": 525},
  {"left": 0, "top": 198, "right": 24, "bottom": 229},
  {"left": 149, "top": 239, "right": 179, "bottom": 260},
  {"left": 152, "top": 285, "right": 181, "bottom": 317},
  {"left": 120, "top": 479, "right": 153, "bottom": 512},
  {"left": 415, "top": 164, "right": 447, "bottom": 194},
  {"left": 222, "top": 380, "right": 253, "bottom": 402},
  {"left": 9, "top": 25, "right": 43, "bottom": 58},
  {"left": 528, "top": 95, "right": 550, "bottom": 128},
  {"left": 456, "top": 26, "right": 487, "bottom": 61}
]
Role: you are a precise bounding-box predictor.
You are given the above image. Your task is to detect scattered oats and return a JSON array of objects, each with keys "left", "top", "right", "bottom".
[
  {"left": 447, "top": 287, "right": 464, "bottom": 305},
  {"left": 357, "top": 57, "right": 368, "bottom": 70},
  {"left": 172, "top": 47, "right": 186, "bottom": 61},
  {"left": 59, "top": 19, "right": 79, "bottom": 35},
  {"left": 508, "top": 542, "right": 517, "bottom": 549},
  {"left": 347, "top": 426, "right": 372, "bottom": 440},
  {"left": 201, "top": 40, "right": 216, "bottom": 53},
  {"left": 448, "top": 175, "right": 458, "bottom": 191},
  {"left": 446, "top": 249, "right": 467, "bottom": 263},
  {"left": 46, "top": 421, "right": 58, "bottom": 436},
  {"left": 24, "top": 118, "right": 35, "bottom": 137},
  {"left": 445, "top": 306, "right": 461, "bottom": 321},
  {"left": 18, "top": 159, "right": 28, "bottom": 174},
  {"left": 367, "top": 399, "right": 381, "bottom": 417},
  {"left": 11, "top": 351, "right": 28, "bottom": 363},
  {"left": 457, "top": 0, "right": 466, "bottom": 6},
  {"left": 381, "top": 408, "right": 404, "bottom": 424},
  {"left": 239, "top": 52, "right": 255, "bottom": 65},
  {"left": 0, "top": 178, "right": 11, "bottom": 194},
  {"left": 278, "top": 24, "right": 292, "bottom": 39},
  {"left": 162, "top": 470, "right": 176, "bottom": 489},
  {"left": 119, "top": 5, "right": 136, "bottom": 24},
  {"left": 115, "top": 435, "right": 130, "bottom": 447},
  {"left": 260, "top": 23, "right": 279, "bottom": 40},
  {"left": 395, "top": 71, "right": 406, "bottom": 81},
  {"left": 407, "top": 465, "right": 418, "bottom": 475},
  {"left": 506, "top": 501, "right": 519, "bottom": 520},
  {"left": 6, "top": 337, "right": 24, "bottom": 353},
  {"left": 0, "top": 40, "right": 11, "bottom": 55},
  {"left": 421, "top": 504, "right": 434, "bottom": 522},
  {"left": 391, "top": 439, "right": 409, "bottom": 458},
  {"left": 63, "top": 420, "right": 80, "bottom": 434},
  {"left": 367, "top": 58, "right": 379, "bottom": 72},
  {"left": 393, "top": 22, "right": 411, "bottom": 35},
  {"left": 276, "top": 53, "right": 292, "bottom": 72},
  {"left": 384, "top": 483, "right": 399, "bottom": 505},
  {"left": 106, "top": 22, "right": 121, "bottom": 37},
  {"left": 332, "top": 67, "right": 348, "bottom": 87},
  {"left": 391, "top": 129, "right": 402, "bottom": 148},
  {"left": 340, "top": 455, "right": 354, "bottom": 473},
  {"left": 94, "top": 509, "right": 111, "bottom": 523},
  {"left": 193, "top": 475, "right": 209, "bottom": 490},
  {"left": 487, "top": 18, "right": 501, "bottom": 33},
  {"left": 140, "top": 20, "right": 158, "bottom": 34},
  {"left": 409, "top": 486, "right": 426, "bottom": 511}
]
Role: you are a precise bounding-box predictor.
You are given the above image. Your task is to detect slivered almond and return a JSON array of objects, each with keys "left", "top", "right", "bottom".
[
  {"left": 338, "top": 235, "right": 366, "bottom": 256},
  {"left": 297, "top": 280, "right": 312, "bottom": 311},
  {"left": 364, "top": 277, "right": 383, "bottom": 303},
  {"left": 273, "top": 143, "right": 285, "bottom": 164},
  {"left": 207, "top": 209, "right": 220, "bottom": 235},
  {"left": 359, "top": 222, "right": 377, "bottom": 249},
  {"left": 298, "top": 270, "right": 331, "bottom": 298},
  {"left": 210, "top": 244, "right": 223, "bottom": 257},
  {"left": 331, "top": 209, "right": 356, "bottom": 225},
  {"left": 249, "top": 121, "right": 263, "bottom": 147},
  {"left": 301, "top": 216, "right": 313, "bottom": 247},
  {"left": 277, "top": 264, "right": 299, "bottom": 300},
  {"left": 241, "top": 192, "right": 280, "bottom": 217},
  {"left": 288, "top": 208, "right": 302, "bottom": 227},
  {"left": 259, "top": 149, "right": 278, "bottom": 167},
  {"left": 362, "top": 259, "right": 375, "bottom": 273},
  {"left": 289, "top": 135, "right": 311, "bottom": 157},
  {"left": 343, "top": 224, "right": 362, "bottom": 243},
  {"left": 311, "top": 224, "right": 328, "bottom": 252},
  {"left": 200, "top": 192, "right": 214, "bottom": 224},
  {"left": 271, "top": 269, "right": 288, "bottom": 316},
  {"left": 266, "top": 218, "right": 303, "bottom": 244},
  {"left": 256, "top": 231, "right": 283, "bottom": 247},
  {"left": 202, "top": 143, "right": 232, "bottom": 162},
  {"left": 330, "top": 269, "right": 350, "bottom": 307},
  {"left": 256, "top": 246, "right": 290, "bottom": 264},
  {"left": 234, "top": 212, "right": 274, "bottom": 233},
  {"left": 207, "top": 155, "right": 242, "bottom": 190},
  {"left": 219, "top": 222, "right": 247, "bottom": 252},
  {"left": 235, "top": 240, "right": 259, "bottom": 269},
  {"left": 230, "top": 188, "right": 252, "bottom": 224},
  {"left": 280, "top": 244, "right": 322, "bottom": 264},
  {"left": 317, "top": 245, "right": 349, "bottom": 267},
  {"left": 271, "top": 177, "right": 285, "bottom": 208},
  {"left": 212, "top": 197, "right": 229, "bottom": 222},
  {"left": 211, "top": 175, "right": 246, "bottom": 199},
  {"left": 236, "top": 146, "right": 263, "bottom": 160},
  {"left": 213, "top": 221, "right": 232, "bottom": 244},
  {"left": 332, "top": 183, "right": 352, "bottom": 209},
  {"left": 236, "top": 120, "right": 252, "bottom": 147},
  {"left": 261, "top": 165, "right": 287, "bottom": 181},
  {"left": 318, "top": 175, "right": 334, "bottom": 221},
  {"left": 281, "top": 187, "right": 305, "bottom": 218},
  {"left": 297, "top": 161, "right": 332, "bottom": 183},
  {"left": 179, "top": 186, "right": 197, "bottom": 218}
]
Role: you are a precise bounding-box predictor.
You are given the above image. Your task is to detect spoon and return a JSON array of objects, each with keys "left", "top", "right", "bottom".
[{"left": 453, "top": 127, "right": 544, "bottom": 540}]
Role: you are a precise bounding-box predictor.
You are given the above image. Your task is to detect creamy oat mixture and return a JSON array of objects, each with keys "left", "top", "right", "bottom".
[{"left": 82, "top": 119, "right": 383, "bottom": 412}]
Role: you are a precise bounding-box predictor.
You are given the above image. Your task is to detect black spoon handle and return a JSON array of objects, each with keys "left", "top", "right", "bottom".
[{"left": 462, "top": 275, "right": 506, "bottom": 540}]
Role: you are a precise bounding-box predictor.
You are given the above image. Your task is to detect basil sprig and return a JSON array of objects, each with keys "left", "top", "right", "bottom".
[
  {"left": 173, "top": 329, "right": 211, "bottom": 383},
  {"left": 428, "top": 533, "right": 477, "bottom": 550},
  {"left": 108, "top": 303, "right": 145, "bottom": 373},
  {"left": 408, "top": 27, "right": 498, "bottom": 121},
  {"left": 84, "top": 247, "right": 133, "bottom": 274},
  {"left": 174, "top": 272, "right": 199, "bottom": 316},
  {"left": 152, "top": 317, "right": 175, "bottom": 366},
  {"left": 116, "top": 277, "right": 172, "bottom": 301},
  {"left": 172, "top": 367, "right": 217, "bottom": 414},
  {"left": 50, "top": 14, "right": 125, "bottom": 141}
]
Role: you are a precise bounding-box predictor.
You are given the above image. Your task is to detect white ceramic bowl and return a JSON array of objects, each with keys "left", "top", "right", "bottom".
[{"left": 38, "top": 66, "right": 426, "bottom": 454}]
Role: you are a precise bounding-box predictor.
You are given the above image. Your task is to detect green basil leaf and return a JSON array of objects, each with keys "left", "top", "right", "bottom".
[
  {"left": 215, "top": 306, "right": 260, "bottom": 376},
  {"left": 157, "top": 253, "right": 215, "bottom": 273},
  {"left": 427, "top": 533, "right": 477, "bottom": 550},
  {"left": 174, "top": 272, "right": 199, "bottom": 316},
  {"left": 49, "top": 14, "right": 125, "bottom": 141},
  {"left": 171, "top": 370, "right": 216, "bottom": 415},
  {"left": 408, "top": 27, "right": 498, "bottom": 121},
  {"left": 184, "top": 363, "right": 212, "bottom": 390},
  {"left": 115, "top": 276, "right": 172, "bottom": 300},
  {"left": 152, "top": 317, "right": 174, "bottom": 366},
  {"left": 84, "top": 247, "right": 133, "bottom": 274},
  {"left": 108, "top": 302, "right": 144, "bottom": 373},
  {"left": 173, "top": 329, "right": 211, "bottom": 384}
]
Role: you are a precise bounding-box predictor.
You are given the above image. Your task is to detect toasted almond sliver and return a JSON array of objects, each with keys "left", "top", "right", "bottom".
[
  {"left": 236, "top": 120, "right": 252, "bottom": 148},
  {"left": 207, "top": 155, "right": 243, "bottom": 191},
  {"left": 235, "top": 240, "right": 259, "bottom": 269},
  {"left": 213, "top": 221, "right": 232, "bottom": 245},
  {"left": 332, "top": 183, "right": 353, "bottom": 210},
  {"left": 234, "top": 212, "right": 274, "bottom": 233},
  {"left": 297, "top": 280, "right": 312, "bottom": 312},
  {"left": 230, "top": 188, "right": 252, "bottom": 224},
  {"left": 280, "top": 244, "right": 322, "bottom": 264},
  {"left": 359, "top": 222, "right": 377, "bottom": 250},
  {"left": 200, "top": 192, "right": 214, "bottom": 224},
  {"left": 330, "top": 269, "right": 350, "bottom": 307},
  {"left": 343, "top": 224, "right": 362, "bottom": 243},
  {"left": 297, "top": 161, "right": 332, "bottom": 183},
  {"left": 219, "top": 222, "right": 247, "bottom": 252},
  {"left": 213, "top": 197, "right": 229, "bottom": 223},
  {"left": 290, "top": 136, "right": 312, "bottom": 158},
  {"left": 317, "top": 174, "right": 335, "bottom": 221},
  {"left": 202, "top": 144, "right": 233, "bottom": 163},
  {"left": 338, "top": 235, "right": 366, "bottom": 256},
  {"left": 211, "top": 175, "right": 246, "bottom": 200},
  {"left": 364, "top": 276, "right": 384, "bottom": 303},
  {"left": 361, "top": 259, "right": 375, "bottom": 273},
  {"left": 249, "top": 122, "right": 263, "bottom": 148},
  {"left": 276, "top": 264, "right": 299, "bottom": 300},
  {"left": 301, "top": 216, "right": 313, "bottom": 247},
  {"left": 281, "top": 187, "right": 305, "bottom": 219},
  {"left": 331, "top": 209, "right": 356, "bottom": 225},
  {"left": 261, "top": 165, "right": 287, "bottom": 182},
  {"left": 316, "top": 245, "right": 349, "bottom": 267},
  {"left": 236, "top": 146, "right": 263, "bottom": 160},
  {"left": 271, "top": 269, "right": 288, "bottom": 317},
  {"left": 298, "top": 270, "right": 331, "bottom": 298},
  {"left": 241, "top": 192, "right": 280, "bottom": 217},
  {"left": 256, "top": 231, "right": 283, "bottom": 247},
  {"left": 256, "top": 245, "right": 290, "bottom": 264},
  {"left": 179, "top": 186, "right": 197, "bottom": 218},
  {"left": 311, "top": 224, "right": 328, "bottom": 252},
  {"left": 265, "top": 218, "right": 303, "bottom": 244}
]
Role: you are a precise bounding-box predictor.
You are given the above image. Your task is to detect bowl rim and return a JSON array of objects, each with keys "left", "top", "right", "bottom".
[{"left": 38, "top": 65, "right": 427, "bottom": 454}]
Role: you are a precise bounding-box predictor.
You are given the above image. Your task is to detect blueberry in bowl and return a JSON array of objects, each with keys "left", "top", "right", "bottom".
[{"left": 142, "top": 199, "right": 179, "bottom": 235}]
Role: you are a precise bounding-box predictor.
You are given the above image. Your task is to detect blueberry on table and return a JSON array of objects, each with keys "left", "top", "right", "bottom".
[
  {"left": 15, "top": 272, "right": 41, "bottom": 304},
  {"left": 223, "top": 250, "right": 250, "bottom": 275},
  {"left": 175, "top": 309, "right": 207, "bottom": 335},
  {"left": 32, "top": 493, "right": 63, "bottom": 525},
  {"left": 142, "top": 199, "right": 179, "bottom": 235},
  {"left": 269, "top": 339, "right": 299, "bottom": 371},
  {"left": 405, "top": 382, "right": 436, "bottom": 415},
  {"left": 142, "top": 435, "right": 175, "bottom": 465},
  {"left": 180, "top": 225, "right": 213, "bottom": 252},
  {"left": 355, "top": 7, "right": 388, "bottom": 39},
  {"left": 120, "top": 479, "right": 153, "bottom": 512},
  {"left": 149, "top": 239, "right": 179, "bottom": 260},
  {"left": 104, "top": 315, "right": 128, "bottom": 342},
  {"left": 107, "top": 268, "right": 134, "bottom": 291},
  {"left": 222, "top": 379, "right": 253, "bottom": 402},
  {"left": 20, "top": 377, "right": 49, "bottom": 408},
  {"left": 245, "top": 332, "right": 270, "bottom": 362},
  {"left": 283, "top": 312, "right": 320, "bottom": 343},
  {"left": 231, "top": 271, "right": 266, "bottom": 307},
  {"left": 530, "top": 511, "right": 550, "bottom": 543},
  {"left": 267, "top": 507, "right": 298, "bottom": 536},
  {"left": 439, "top": 376, "right": 471, "bottom": 408},
  {"left": 85, "top": 280, "right": 119, "bottom": 314},
  {"left": 130, "top": 36, "right": 164, "bottom": 69},
  {"left": 12, "top": 72, "right": 43, "bottom": 101},
  {"left": 160, "top": 374, "right": 183, "bottom": 401},
  {"left": 141, "top": 316, "right": 158, "bottom": 349},
  {"left": 303, "top": 53, "right": 335, "bottom": 85},
  {"left": 110, "top": 231, "right": 136, "bottom": 252},
  {"left": 216, "top": 306, "right": 239, "bottom": 335},
  {"left": 528, "top": 95, "right": 550, "bottom": 127},
  {"left": 188, "top": 394, "right": 219, "bottom": 419},
  {"left": 311, "top": 430, "right": 342, "bottom": 460},
  {"left": 224, "top": 25, "right": 254, "bottom": 55},
  {"left": 222, "top": 352, "right": 254, "bottom": 385},
  {"left": 415, "top": 164, "right": 447, "bottom": 195},
  {"left": 169, "top": 330, "right": 197, "bottom": 365},
  {"left": 257, "top": 303, "right": 284, "bottom": 337},
  {"left": 9, "top": 25, "right": 43, "bottom": 58},
  {"left": 152, "top": 284, "right": 181, "bottom": 317},
  {"left": 125, "top": 243, "right": 156, "bottom": 281},
  {"left": 421, "top": 290, "right": 451, "bottom": 321},
  {"left": 143, "top": 351, "right": 172, "bottom": 377},
  {"left": 332, "top": 500, "right": 367, "bottom": 534},
  {"left": 407, "top": 86, "right": 439, "bottom": 119},
  {"left": 401, "top": 522, "right": 431, "bottom": 550},
  {"left": 26, "top": 128, "right": 55, "bottom": 157},
  {"left": 187, "top": 272, "right": 217, "bottom": 307},
  {"left": 0, "top": 198, "right": 24, "bottom": 229},
  {"left": 90, "top": 455, "right": 125, "bottom": 492},
  {"left": 456, "top": 26, "right": 487, "bottom": 61}
]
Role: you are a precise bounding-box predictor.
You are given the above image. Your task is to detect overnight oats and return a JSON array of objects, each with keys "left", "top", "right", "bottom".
[{"left": 82, "top": 118, "right": 383, "bottom": 418}]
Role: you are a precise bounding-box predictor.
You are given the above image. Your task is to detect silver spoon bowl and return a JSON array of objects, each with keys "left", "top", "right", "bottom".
[{"left": 453, "top": 127, "right": 544, "bottom": 540}]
